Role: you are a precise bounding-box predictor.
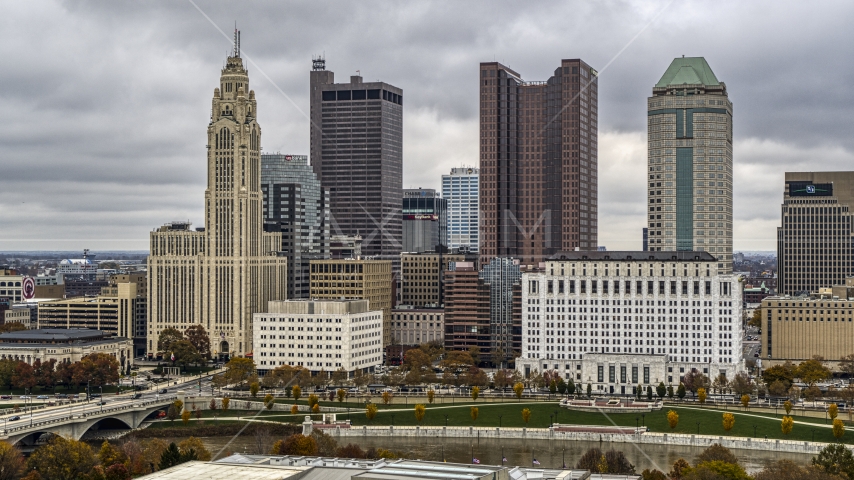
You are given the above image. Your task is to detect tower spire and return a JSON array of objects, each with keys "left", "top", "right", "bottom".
[{"left": 233, "top": 23, "right": 240, "bottom": 58}]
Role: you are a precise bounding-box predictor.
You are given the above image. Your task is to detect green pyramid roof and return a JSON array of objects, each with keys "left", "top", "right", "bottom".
[{"left": 655, "top": 57, "right": 720, "bottom": 87}]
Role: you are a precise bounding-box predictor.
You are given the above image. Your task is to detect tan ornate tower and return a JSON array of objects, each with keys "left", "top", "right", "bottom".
[{"left": 147, "top": 31, "right": 287, "bottom": 359}]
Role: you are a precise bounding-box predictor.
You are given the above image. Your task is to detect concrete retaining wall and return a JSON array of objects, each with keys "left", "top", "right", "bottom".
[{"left": 323, "top": 425, "right": 832, "bottom": 455}]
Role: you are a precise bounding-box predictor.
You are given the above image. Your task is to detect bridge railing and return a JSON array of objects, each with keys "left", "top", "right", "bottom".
[{"left": 0, "top": 395, "right": 178, "bottom": 436}]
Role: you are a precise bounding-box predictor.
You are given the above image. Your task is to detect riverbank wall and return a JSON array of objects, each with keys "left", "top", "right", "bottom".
[{"left": 317, "top": 423, "right": 832, "bottom": 455}]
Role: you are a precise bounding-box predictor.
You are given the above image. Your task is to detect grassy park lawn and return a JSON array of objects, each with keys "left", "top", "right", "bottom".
[{"left": 168, "top": 399, "right": 854, "bottom": 445}]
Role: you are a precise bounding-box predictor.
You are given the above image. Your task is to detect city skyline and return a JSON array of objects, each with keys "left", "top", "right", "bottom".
[{"left": 1, "top": 2, "right": 852, "bottom": 252}]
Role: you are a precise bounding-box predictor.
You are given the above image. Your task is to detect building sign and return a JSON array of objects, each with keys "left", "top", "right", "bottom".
[
  {"left": 22, "top": 277, "right": 35, "bottom": 300},
  {"left": 788, "top": 182, "right": 832, "bottom": 197},
  {"left": 404, "top": 215, "right": 438, "bottom": 221}
]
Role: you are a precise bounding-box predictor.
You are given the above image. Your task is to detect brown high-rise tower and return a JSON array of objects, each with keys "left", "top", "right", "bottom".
[{"left": 479, "top": 60, "right": 598, "bottom": 265}]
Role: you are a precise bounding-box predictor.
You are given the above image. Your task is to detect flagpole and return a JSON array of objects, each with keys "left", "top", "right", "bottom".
[
  {"left": 471, "top": 444, "right": 473, "bottom": 464},
  {"left": 502, "top": 446, "right": 505, "bottom": 465}
]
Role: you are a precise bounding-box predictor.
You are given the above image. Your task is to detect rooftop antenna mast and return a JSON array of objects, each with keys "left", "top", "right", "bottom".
[{"left": 233, "top": 23, "right": 241, "bottom": 58}]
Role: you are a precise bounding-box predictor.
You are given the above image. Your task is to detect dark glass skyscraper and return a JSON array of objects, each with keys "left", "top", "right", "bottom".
[
  {"left": 310, "top": 58, "right": 403, "bottom": 257},
  {"left": 402, "top": 188, "right": 447, "bottom": 253},
  {"left": 479, "top": 59, "right": 599, "bottom": 266},
  {"left": 261, "top": 154, "right": 330, "bottom": 299}
]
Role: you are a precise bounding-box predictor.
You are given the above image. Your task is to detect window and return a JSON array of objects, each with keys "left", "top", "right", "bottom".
[
  {"left": 597, "top": 365, "right": 604, "bottom": 382},
  {"left": 643, "top": 366, "right": 650, "bottom": 384}
]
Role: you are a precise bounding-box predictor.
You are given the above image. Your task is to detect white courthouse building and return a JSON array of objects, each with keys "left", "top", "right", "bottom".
[
  {"left": 253, "top": 299, "right": 383, "bottom": 376},
  {"left": 516, "top": 251, "right": 744, "bottom": 396}
]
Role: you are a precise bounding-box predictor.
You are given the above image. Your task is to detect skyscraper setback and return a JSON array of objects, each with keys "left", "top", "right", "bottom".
[
  {"left": 479, "top": 60, "right": 599, "bottom": 265},
  {"left": 309, "top": 58, "right": 403, "bottom": 257},
  {"left": 647, "top": 57, "right": 733, "bottom": 273}
]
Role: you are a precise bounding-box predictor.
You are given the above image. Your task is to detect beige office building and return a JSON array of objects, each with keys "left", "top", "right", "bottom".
[
  {"left": 761, "top": 278, "right": 854, "bottom": 369},
  {"left": 147, "top": 34, "right": 287, "bottom": 358},
  {"left": 399, "top": 252, "right": 470, "bottom": 307},
  {"left": 309, "top": 259, "right": 392, "bottom": 346},
  {"left": 647, "top": 57, "right": 733, "bottom": 273},
  {"left": 390, "top": 308, "right": 444, "bottom": 346}
]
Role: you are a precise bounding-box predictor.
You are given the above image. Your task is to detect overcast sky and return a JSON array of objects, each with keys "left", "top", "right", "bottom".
[{"left": 1, "top": 0, "right": 852, "bottom": 252}]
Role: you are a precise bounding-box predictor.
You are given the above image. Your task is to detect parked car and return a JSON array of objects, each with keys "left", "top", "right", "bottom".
[
  {"left": 9, "top": 416, "right": 20, "bottom": 421},
  {"left": 36, "top": 395, "right": 49, "bottom": 400},
  {"left": 19, "top": 395, "right": 30, "bottom": 400}
]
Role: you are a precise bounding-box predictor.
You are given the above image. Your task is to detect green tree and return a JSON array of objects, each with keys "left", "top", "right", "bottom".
[
  {"left": 170, "top": 340, "right": 202, "bottom": 370},
  {"left": 183, "top": 324, "right": 211, "bottom": 359},
  {"left": 697, "top": 444, "right": 739, "bottom": 465},
  {"left": 98, "top": 440, "right": 127, "bottom": 468},
  {"left": 158, "top": 442, "right": 196, "bottom": 470},
  {"left": 761, "top": 362, "right": 797, "bottom": 388},
  {"left": 0, "top": 440, "right": 25, "bottom": 480},
  {"left": 177, "top": 437, "right": 211, "bottom": 461},
  {"left": 0, "top": 359, "right": 16, "bottom": 391},
  {"left": 157, "top": 328, "right": 184, "bottom": 353},
  {"left": 557, "top": 377, "right": 567, "bottom": 395},
  {"left": 549, "top": 379, "right": 557, "bottom": 395},
  {"left": 292, "top": 385, "right": 302, "bottom": 402},
  {"left": 667, "top": 385, "right": 674, "bottom": 399},
  {"left": 249, "top": 381, "right": 260, "bottom": 398},
  {"left": 677, "top": 383, "right": 686, "bottom": 400},
  {"left": 646, "top": 386, "right": 653, "bottom": 401},
  {"left": 224, "top": 357, "right": 256, "bottom": 386},
  {"left": 813, "top": 443, "right": 854, "bottom": 478},
  {"left": 796, "top": 357, "right": 832, "bottom": 386},
  {"left": 27, "top": 436, "right": 96, "bottom": 480},
  {"left": 656, "top": 382, "right": 666, "bottom": 399},
  {"left": 586, "top": 383, "right": 592, "bottom": 397},
  {"left": 688, "top": 461, "right": 751, "bottom": 480},
  {"left": 308, "top": 394, "right": 320, "bottom": 409},
  {"left": 566, "top": 379, "right": 576, "bottom": 395}
]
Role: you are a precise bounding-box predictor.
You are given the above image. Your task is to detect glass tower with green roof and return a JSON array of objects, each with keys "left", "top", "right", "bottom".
[{"left": 646, "top": 56, "right": 733, "bottom": 273}]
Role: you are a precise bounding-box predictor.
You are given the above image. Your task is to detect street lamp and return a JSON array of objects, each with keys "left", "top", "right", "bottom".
[
  {"left": 753, "top": 425, "right": 757, "bottom": 437},
  {"left": 554, "top": 410, "right": 559, "bottom": 424},
  {"left": 812, "top": 428, "right": 816, "bottom": 442},
  {"left": 445, "top": 414, "right": 449, "bottom": 426},
  {"left": 642, "top": 414, "right": 646, "bottom": 427},
  {"left": 635, "top": 417, "right": 639, "bottom": 432},
  {"left": 696, "top": 421, "right": 700, "bottom": 435},
  {"left": 499, "top": 415, "right": 503, "bottom": 428},
  {"left": 550, "top": 414, "right": 553, "bottom": 426},
  {"left": 391, "top": 414, "right": 395, "bottom": 426}
]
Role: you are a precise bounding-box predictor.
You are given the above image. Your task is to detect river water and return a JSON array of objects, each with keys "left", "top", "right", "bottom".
[{"left": 147, "top": 434, "right": 815, "bottom": 473}]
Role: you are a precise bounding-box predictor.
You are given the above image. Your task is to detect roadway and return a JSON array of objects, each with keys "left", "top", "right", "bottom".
[{"left": 0, "top": 373, "right": 216, "bottom": 433}]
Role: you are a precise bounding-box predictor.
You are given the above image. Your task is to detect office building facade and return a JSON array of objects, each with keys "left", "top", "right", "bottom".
[
  {"left": 443, "top": 262, "right": 491, "bottom": 357},
  {"left": 647, "top": 57, "right": 733, "bottom": 273},
  {"left": 402, "top": 189, "right": 447, "bottom": 253},
  {"left": 777, "top": 172, "right": 854, "bottom": 296},
  {"left": 390, "top": 307, "right": 444, "bottom": 346},
  {"left": 479, "top": 60, "right": 599, "bottom": 265},
  {"left": 254, "top": 299, "right": 383, "bottom": 376},
  {"left": 309, "top": 259, "right": 393, "bottom": 347},
  {"left": 399, "top": 252, "right": 472, "bottom": 308},
  {"left": 310, "top": 58, "right": 403, "bottom": 257},
  {"left": 261, "top": 153, "right": 331, "bottom": 299},
  {"left": 442, "top": 167, "right": 480, "bottom": 252},
  {"left": 147, "top": 34, "right": 287, "bottom": 358},
  {"left": 479, "top": 257, "right": 523, "bottom": 366},
  {"left": 515, "top": 251, "right": 744, "bottom": 393},
  {"left": 761, "top": 279, "right": 854, "bottom": 369}
]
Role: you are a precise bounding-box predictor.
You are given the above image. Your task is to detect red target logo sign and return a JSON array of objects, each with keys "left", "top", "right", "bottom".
[{"left": 22, "top": 277, "right": 35, "bottom": 300}]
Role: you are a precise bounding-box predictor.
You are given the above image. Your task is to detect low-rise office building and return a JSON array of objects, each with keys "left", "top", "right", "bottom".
[
  {"left": 254, "top": 299, "right": 383, "bottom": 376},
  {"left": 309, "top": 259, "right": 393, "bottom": 347},
  {"left": 516, "top": 251, "right": 744, "bottom": 395},
  {"left": 390, "top": 307, "right": 444, "bottom": 346},
  {"left": 0, "top": 328, "right": 133, "bottom": 367},
  {"left": 761, "top": 278, "right": 854, "bottom": 369}
]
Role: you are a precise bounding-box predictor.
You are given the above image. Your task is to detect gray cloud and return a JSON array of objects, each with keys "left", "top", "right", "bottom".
[{"left": 1, "top": 0, "right": 852, "bottom": 251}]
